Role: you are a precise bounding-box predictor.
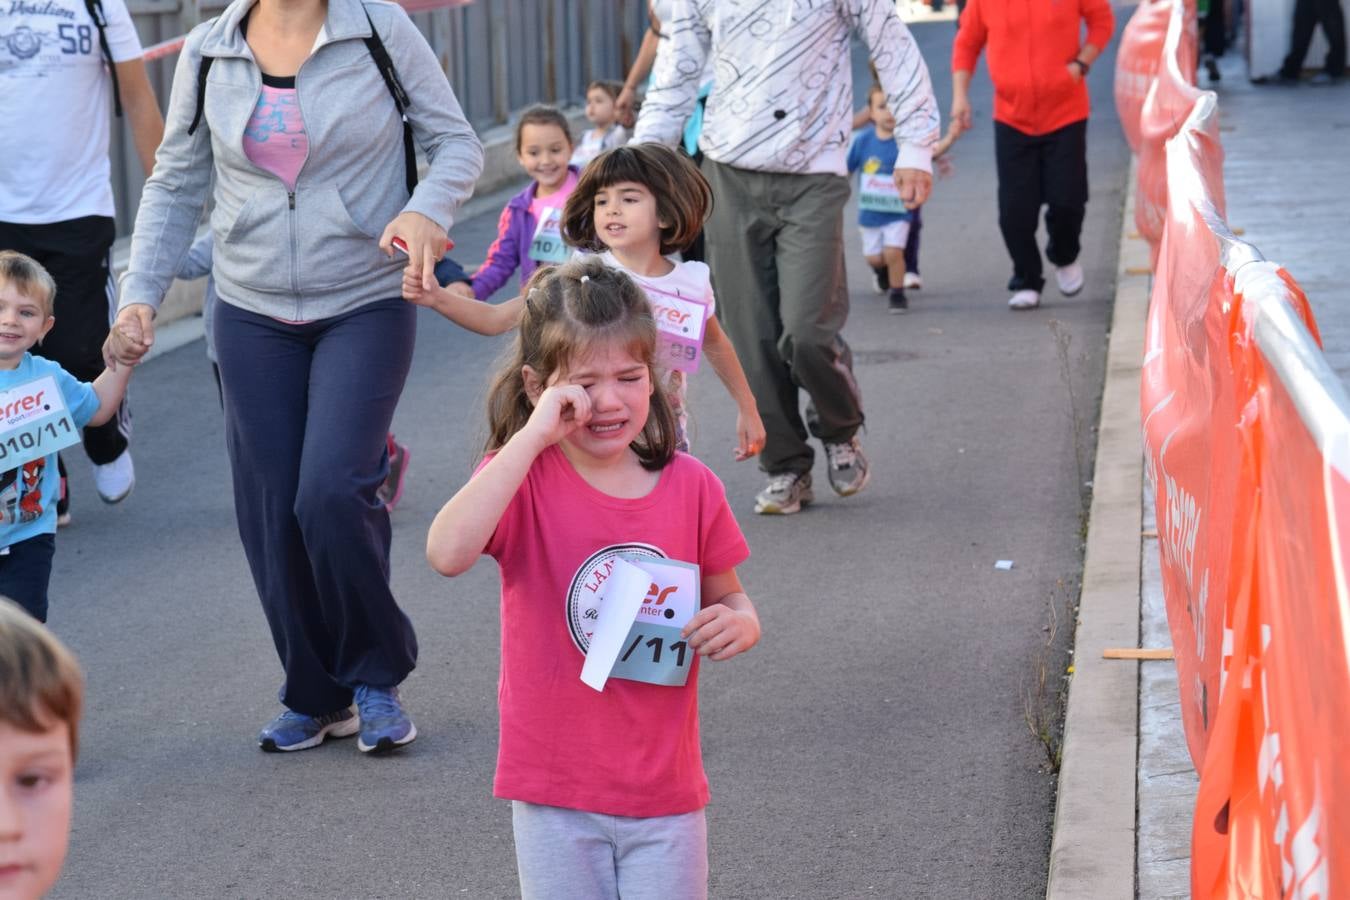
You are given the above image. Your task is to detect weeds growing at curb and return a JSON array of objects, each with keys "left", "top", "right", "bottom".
[
  {"left": 1049, "top": 319, "right": 1093, "bottom": 538},
  {"left": 1023, "top": 578, "right": 1079, "bottom": 773}
]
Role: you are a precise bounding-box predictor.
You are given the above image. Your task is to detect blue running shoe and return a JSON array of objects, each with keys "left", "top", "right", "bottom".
[
  {"left": 354, "top": 685, "right": 417, "bottom": 754},
  {"left": 258, "top": 707, "right": 358, "bottom": 752}
]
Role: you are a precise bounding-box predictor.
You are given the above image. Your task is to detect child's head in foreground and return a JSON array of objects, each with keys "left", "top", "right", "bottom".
[
  {"left": 0, "top": 252, "right": 57, "bottom": 371},
  {"left": 514, "top": 105, "right": 574, "bottom": 195},
  {"left": 561, "top": 143, "right": 712, "bottom": 257},
  {"left": 584, "top": 79, "right": 624, "bottom": 129},
  {"left": 483, "top": 256, "right": 678, "bottom": 471},
  {"left": 0, "top": 597, "right": 83, "bottom": 899}
]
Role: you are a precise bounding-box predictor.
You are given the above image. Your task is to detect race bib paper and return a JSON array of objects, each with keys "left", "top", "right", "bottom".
[
  {"left": 646, "top": 286, "right": 710, "bottom": 374},
  {"left": 581, "top": 555, "right": 701, "bottom": 691},
  {"left": 858, "top": 172, "right": 906, "bottom": 214},
  {"left": 529, "top": 207, "right": 569, "bottom": 263},
  {"left": 0, "top": 376, "right": 80, "bottom": 470}
]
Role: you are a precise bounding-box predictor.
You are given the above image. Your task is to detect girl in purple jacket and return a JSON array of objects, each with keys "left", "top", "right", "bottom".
[{"left": 470, "top": 106, "right": 582, "bottom": 299}]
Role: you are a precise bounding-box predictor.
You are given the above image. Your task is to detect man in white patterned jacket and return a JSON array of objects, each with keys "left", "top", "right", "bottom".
[{"left": 634, "top": 0, "right": 939, "bottom": 515}]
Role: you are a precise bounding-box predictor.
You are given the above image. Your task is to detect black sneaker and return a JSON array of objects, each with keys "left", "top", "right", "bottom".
[
  {"left": 872, "top": 265, "right": 889, "bottom": 295},
  {"left": 888, "top": 289, "right": 908, "bottom": 314}
]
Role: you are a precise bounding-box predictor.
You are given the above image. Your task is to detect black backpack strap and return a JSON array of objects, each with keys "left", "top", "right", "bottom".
[
  {"left": 83, "top": 0, "right": 122, "bottom": 117},
  {"left": 187, "top": 55, "right": 215, "bottom": 136},
  {"left": 362, "top": 8, "right": 418, "bottom": 196}
]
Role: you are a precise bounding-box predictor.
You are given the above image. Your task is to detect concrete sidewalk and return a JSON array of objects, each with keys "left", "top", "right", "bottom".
[{"left": 1052, "top": 46, "right": 1350, "bottom": 900}]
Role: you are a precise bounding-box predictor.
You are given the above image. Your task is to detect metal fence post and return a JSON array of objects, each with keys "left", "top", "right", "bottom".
[{"left": 490, "top": 0, "right": 510, "bottom": 124}]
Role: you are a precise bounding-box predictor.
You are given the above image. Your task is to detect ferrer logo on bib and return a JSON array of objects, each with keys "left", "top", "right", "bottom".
[
  {"left": 567, "top": 543, "right": 702, "bottom": 689},
  {"left": 566, "top": 542, "right": 665, "bottom": 654},
  {"left": 0, "top": 376, "right": 81, "bottom": 470}
]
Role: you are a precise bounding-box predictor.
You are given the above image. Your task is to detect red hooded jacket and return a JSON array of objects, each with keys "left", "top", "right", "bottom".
[{"left": 953, "top": 0, "right": 1115, "bottom": 136}]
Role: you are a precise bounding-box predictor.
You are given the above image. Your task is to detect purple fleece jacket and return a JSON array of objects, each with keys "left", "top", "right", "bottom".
[{"left": 471, "top": 166, "right": 580, "bottom": 300}]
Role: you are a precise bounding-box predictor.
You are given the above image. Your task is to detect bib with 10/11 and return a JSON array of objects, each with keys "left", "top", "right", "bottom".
[
  {"left": 581, "top": 555, "right": 701, "bottom": 691},
  {"left": 0, "top": 376, "right": 81, "bottom": 470},
  {"left": 529, "top": 207, "right": 570, "bottom": 263}
]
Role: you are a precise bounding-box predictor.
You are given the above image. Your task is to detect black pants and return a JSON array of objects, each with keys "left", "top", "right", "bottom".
[
  {"left": 905, "top": 206, "right": 923, "bottom": 276},
  {"left": 1204, "top": 2, "right": 1227, "bottom": 58},
  {"left": 993, "top": 119, "right": 1089, "bottom": 293},
  {"left": 0, "top": 533, "right": 56, "bottom": 622},
  {"left": 1281, "top": 0, "right": 1347, "bottom": 77},
  {"left": 0, "top": 217, "right": 129, "bottom": 465},
  {"left": 214, "top": 297, "right": 418, "bottom": 715}
]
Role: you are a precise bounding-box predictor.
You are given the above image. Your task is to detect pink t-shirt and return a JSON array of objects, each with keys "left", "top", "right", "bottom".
[
  {"left": 483, "top": 445, "right": 750, "bottom": 817},
  {"left": 528, "top": 169, "right": 579, "bottom": 223},
  {"left": 243, "top": 80, "right": 309, "bottom": 192}
]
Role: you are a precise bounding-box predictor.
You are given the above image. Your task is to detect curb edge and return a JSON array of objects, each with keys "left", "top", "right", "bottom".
[{"left": 1045, "top": 156, "right": 1150, "bottom": 900}]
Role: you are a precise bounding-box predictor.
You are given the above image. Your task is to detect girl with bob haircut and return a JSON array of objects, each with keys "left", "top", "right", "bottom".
[
  {"left": 562, "top": 143, "right": 765, "bottom": 461},
  {"left": 426, "top": 256, "right": 761, "bottom": 900}
]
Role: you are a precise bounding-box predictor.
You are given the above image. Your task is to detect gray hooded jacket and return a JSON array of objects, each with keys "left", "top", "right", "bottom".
[{"left": 121, "top": 0, "right": 483, "bottom": 322}]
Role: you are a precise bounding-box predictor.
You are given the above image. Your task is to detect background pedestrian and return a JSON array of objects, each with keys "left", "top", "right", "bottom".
[
  {"left": 0, "top": 0, "right": 164, "bottom": 516},
  {"left": 951, "top": 0, "right": 1114, "bottom": 310},
  {"left": 469, "top": 106, "right": 578, "bottom": 300},
  {"left": 634, "top": 0, "right": 940, "bottom": 515}
]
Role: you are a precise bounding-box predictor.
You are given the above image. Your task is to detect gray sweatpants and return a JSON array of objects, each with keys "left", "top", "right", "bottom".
[
  {"left": 512, "top": 801, "right": 708, "bottom": 900},
  {"left": 701, "top": 159, "right": 864, "bottom": 476}
]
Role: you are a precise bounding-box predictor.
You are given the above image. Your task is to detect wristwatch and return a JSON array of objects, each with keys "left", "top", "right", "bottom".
[{"left": 1071, "top": 58, "right": 1090, "bottom": 76}]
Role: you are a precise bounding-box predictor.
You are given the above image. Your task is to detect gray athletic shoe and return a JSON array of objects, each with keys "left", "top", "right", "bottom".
[
  {"left": 754, "top": 471, "right": 815, "bottom": 515},
  {"left": 824, "top": 437, "right": 871, "bottom": 497}
]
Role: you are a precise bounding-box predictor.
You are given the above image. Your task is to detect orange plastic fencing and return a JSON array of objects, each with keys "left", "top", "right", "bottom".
[
  {"left": 1186, "top": 265, "right": 1346, "bottom": 900},
  {"left": 1126, "top": 0, "right": 1218, "bottom": 260},
  {"left": 1126, "top": 0, "right": 1350, "bottom": 895},
  {"left": 1114, "top": 0, "right": 1171, "bottom": 153},
  {"left": 1139, "top": 76, "right": 1234, "bottom": 785}
]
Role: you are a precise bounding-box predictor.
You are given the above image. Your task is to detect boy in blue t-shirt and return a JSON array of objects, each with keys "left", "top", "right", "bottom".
[
  {"left": 848, "top": 84, "right": 964, "bottom": 313},
  {"left": 0, "top": 252, "right": 133, "bottom": 622}
]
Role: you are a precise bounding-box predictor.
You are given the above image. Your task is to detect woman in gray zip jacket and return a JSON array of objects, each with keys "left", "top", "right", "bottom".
[{"left": 109, "top": 0, "right": 483, "bottom": 754}]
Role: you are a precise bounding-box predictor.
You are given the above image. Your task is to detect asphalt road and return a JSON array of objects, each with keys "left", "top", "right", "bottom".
[{"left": 47, "top": 16, "right": 1130, "bottom": 900}]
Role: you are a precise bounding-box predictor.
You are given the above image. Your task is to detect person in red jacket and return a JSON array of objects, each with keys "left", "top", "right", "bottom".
[{"left": 951, "top": 0, "right": 1114, "bottom": 310}]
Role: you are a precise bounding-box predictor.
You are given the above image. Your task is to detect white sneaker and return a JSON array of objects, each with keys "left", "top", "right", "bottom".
[
  {"left": 902, "top": 272, "right": 923, "bottom": 290},
  {"left": 1008, "top": 289, "right": 1041, "bottom": 310},
  {"left": 1054, "top": 262, "right": 1084, "bottom": 296},
  {"left": 93, "top": 450, "right": 135, "bottom": 504}
]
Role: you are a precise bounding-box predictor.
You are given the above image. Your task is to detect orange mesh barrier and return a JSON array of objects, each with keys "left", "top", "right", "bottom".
[{"left": 1126, "top": 0, "right": 1346, "bottom": 894}]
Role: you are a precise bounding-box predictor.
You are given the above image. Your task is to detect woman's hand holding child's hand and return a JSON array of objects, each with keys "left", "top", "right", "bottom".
[
  {"left": 401, "top": 268, "right": 431, "bottom": 304},
  {"left": 103, "top": 304, "right": 155, "bottom": 369},
  {"left": 522, "top": 384, "right": 592, "bottom": 450},
  {"left": 402, "top": 269, "right": 475, "bottom": 306},
  {"left": 683, "top": 600, "right": 761, "bottom": 661},
  {"left": 380, "top": 210, "right": 448, "bottom": 291}
]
